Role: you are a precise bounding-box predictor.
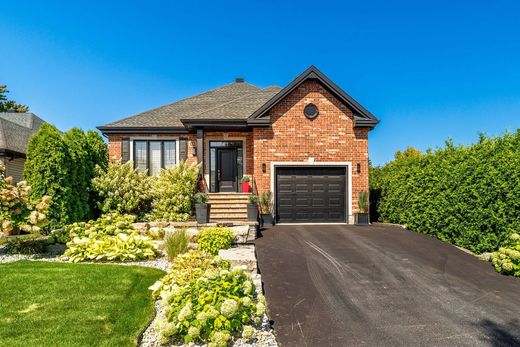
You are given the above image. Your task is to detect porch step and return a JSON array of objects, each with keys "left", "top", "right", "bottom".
[{"left": 208, "top": 193, "right": 251, "bottom": 222}]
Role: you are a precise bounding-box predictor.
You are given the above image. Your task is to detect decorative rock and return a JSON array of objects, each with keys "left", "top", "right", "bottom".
[{"left": 219, "top": 246, "right": 257, "bottom": 274}]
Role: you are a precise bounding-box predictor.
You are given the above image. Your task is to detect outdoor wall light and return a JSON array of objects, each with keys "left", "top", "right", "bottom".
[
  {"left": 356, "top": 163, "right": 361, "bottom": 173},
  {"left": 191, "top": 141, "right": 197, "bottom": 156},
  {"left": 262, "top": 163, "right": 267, "bottom": 173}
]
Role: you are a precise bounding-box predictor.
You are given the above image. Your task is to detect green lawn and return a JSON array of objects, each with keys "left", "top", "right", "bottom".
[{"left": 0, "top": 261, "right": 164, "bottom": 347}]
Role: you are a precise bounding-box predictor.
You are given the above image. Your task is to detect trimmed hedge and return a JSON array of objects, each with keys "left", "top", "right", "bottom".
[{"left": 371, "top": 131, "right": 520, "bottom": 253}]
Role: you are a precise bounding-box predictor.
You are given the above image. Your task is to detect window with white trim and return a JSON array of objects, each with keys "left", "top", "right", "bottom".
[{"left": 133, "top": 140, "right": 177, "bottom": 175}]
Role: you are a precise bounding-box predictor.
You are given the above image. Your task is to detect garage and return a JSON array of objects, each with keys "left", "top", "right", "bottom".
[{"left": 275, "top": 166, "right": 347, "bottom": 223}]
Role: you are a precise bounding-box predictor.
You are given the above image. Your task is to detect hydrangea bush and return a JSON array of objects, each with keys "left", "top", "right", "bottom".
[
  {"left": 491, "top": 233, "right": 520, "bottom": 276},
  {"left": 150, "top": 251, "right": 264, "bottom": 346},
  {"left": 147, "top": 161, "right": 200, "bottom": 222},
  {"left": 197, "top": 227, "right": 235, "bottom": 255},
  {"left": 61, "top": 213, "right": 159, "bottom": 262},
  {"left": 92, "top": 161, "right": 153, "bottom": 216},
  {"left": 0, "top": 163, "right": 51, "bottom": 236}
]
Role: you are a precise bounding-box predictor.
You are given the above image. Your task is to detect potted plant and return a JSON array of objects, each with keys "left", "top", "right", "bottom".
[
  {"left": 241, "top": 176, "right": 251, "bottom": 193},
  {"left": 355, "top": 191, "right": 370, "bottom": 225},
  {"left": 259, "top": 191, "right": 274, "bottom": 227},
  {"left": 247, "top": 194, "right": 259, "bottom": 222},
  {"left": 194, "top": 192, "right": 210, "bottom": 224}
]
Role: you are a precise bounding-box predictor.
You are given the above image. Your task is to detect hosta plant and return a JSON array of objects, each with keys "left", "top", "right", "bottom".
[
  {"left": 63, "top": 232, "right": 159, "bottom": 262},
  {"left": 490, "top": 233, "right": 520, "bottom": 276},
  {"left": 150, "top": 251, "right": 264, "bottom": 346},
  {"left": 0, "top": 163, "right": 51, "bottom": 236},
  {"left": 61, "top": 213, "right": 159, "bottom": 262},
  {"left": 197, "top": 227, "right": 234, "bottom": 255}
]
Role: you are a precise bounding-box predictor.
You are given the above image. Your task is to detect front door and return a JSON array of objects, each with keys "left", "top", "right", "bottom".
[{"left": 217, "top": 149, "right": 237, "bottom": 192}]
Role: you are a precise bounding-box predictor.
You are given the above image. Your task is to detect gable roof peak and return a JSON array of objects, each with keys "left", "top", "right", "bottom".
[{"left": 247, "top": 65, "right": 379, "bottom": 129}]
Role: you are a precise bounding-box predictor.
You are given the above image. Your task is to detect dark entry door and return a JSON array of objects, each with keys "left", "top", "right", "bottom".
[
  {"left": 217, "top": 149, "right": 238, "bottom": 192},
  {"left": 276, "top": 167, "right": 346, "bottom": 223}
]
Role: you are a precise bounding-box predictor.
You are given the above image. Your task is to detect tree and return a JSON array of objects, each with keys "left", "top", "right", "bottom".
[
  {"left": 85, "top": 130, "right": 108, "bottom": 217},
  {"left": 0, "top": 85, "right": 29, "bottom": 112},
  {"left": 63, "top": 128, "right": 90, "bottom": 222},
  {"left": 24, "top": 124, "right": 72, "bottom": 229},
  {"left": 394, "top": 147, "right": 422, "bottom": 160}
]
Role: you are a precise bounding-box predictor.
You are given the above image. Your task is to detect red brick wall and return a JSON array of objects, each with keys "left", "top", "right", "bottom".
[
  {"left": 106, "top": 133, "right": 198, "bottom": 165},
  {"left": 252, "top": 80, "right": 370, "bottom": 221}
]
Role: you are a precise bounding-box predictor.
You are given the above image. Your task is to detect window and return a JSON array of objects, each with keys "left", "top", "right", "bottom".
[{"left": 133, "top": 140, "right": 177, "bottom": 175}]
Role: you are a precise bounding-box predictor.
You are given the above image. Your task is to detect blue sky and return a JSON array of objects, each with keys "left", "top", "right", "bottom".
[{"left": 1, "top": 1, "right": 519, "bottom": 165}]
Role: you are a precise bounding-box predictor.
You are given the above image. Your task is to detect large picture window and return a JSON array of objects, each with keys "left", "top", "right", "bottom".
[{"left": 133, "top": 140, "right": 177, "bottom": 175}]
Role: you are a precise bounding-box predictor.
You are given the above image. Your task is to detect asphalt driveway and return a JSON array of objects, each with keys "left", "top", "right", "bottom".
[{"left": 255, "top": 224, "right": 520, "bottom": 347}]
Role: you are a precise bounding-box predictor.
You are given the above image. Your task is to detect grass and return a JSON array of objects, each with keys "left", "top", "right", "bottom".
[
  {"left": 0, "top": 261, "right": 164, "bottom": 347},
  {"left": 164, "top": 228, "right": 189, "bottom": 260}
]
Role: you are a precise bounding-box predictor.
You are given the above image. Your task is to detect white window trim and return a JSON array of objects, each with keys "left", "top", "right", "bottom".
[
  {"left": 204, "top": 137, "right": 247, "bottom": 192},
  {"left": 270, "top": 161, "right": 353, "bottom": 224},
  {"left": 129, "top": 137, "right": 180, "bottom": 172}
]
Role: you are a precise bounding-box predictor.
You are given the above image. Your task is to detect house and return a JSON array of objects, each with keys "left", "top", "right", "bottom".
[
  {"left": 0, "top": 112, "right": 46, "bottom": 183},
  {"left": 98, "top": 66, "right": 379, "bottom": 224}
]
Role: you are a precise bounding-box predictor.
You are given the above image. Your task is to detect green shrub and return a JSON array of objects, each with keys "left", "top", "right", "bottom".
[
  {"left": 24, "top": 123, "right": 71, "bottom": 229},
  {"left": 5, "top": 234, "right": 51, "bottom": 254},
  {"left": 194, "top": 192, "right": 209, "bottom": 204},
  {"left": 92, "top": 161, "right": 153, "bottom": 216},
  {"left": 358, "top": 191, "right": 368, "bottom": 213},
  {"left": 248, "top": 194, "right": 258, "bottom": 205},
  {"left": 490, "top": 233, "right": 520, "bottom": 276},
  {"left": 0, "top": 163, "right": 51, "bottom": 236},
  {"left": 24, "top": 125, "right": 108, "bottom": 229},
  {"left": 149, "top": 250, "right": 228, "bottom": 299},
  {"left": 149, "top": 250, "right": 264, "bottom": 346},
  {"left": 259, "top": 192, "right": 272, "bottom": 214},
  {"left": 61, "top": 213, "right": 159, "bottom": 262},
  {"left": 148, "top": 161, "right": 200, "bottom": 222},
  {"left": 372, "top": 132, "right": 520, "bottom": 253},
  {"left": 197, "top": 227, "right": 234, "bottom": 255},
  {"left": 164, "top": 229, "right": 190, "bottom": 260}
]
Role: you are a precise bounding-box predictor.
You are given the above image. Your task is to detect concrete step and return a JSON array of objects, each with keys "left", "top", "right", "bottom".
[
  {"left": 211, "top": 207, "right": 247, "bottom": 213},
  {"left": 208, "top": 194, "right": 251, "bottom": 199},
  {"left": 211, "top": 213, "right": 248, "bottom": 219},
  {"left": 209, "top": 200, "right": 250, "bottom": 205}
]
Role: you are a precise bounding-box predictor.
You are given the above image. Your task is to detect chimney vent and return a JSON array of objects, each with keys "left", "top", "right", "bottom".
[{"left": 235, "top": 77, "right": 244, "bottom": 83}]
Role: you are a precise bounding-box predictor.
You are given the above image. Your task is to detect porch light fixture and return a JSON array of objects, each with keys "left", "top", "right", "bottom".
[
  {"left": 262, "top": 163, "right": 266, "bottom": 173},
  {"left": 356, "top": 163, "right": 361, "bottom": 173},
  {"left": 191, "top": 141, "right": 197, "bottom": 156}
]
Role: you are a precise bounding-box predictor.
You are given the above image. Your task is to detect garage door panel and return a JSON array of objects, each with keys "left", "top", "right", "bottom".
[{"left": 276, "top": 167, "right": 347, "bottom": 223}]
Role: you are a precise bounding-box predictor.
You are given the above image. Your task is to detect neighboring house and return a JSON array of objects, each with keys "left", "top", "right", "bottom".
[
  {"left": 0, "top": 112, "right": 46, "bottom": 183},
  {"left": 98, "top": 66, "right": 379, "bottom": 224}
]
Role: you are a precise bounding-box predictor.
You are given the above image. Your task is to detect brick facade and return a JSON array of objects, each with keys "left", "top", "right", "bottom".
[
  {"left": 105, "top": 81, "right": 370, "bottom": 223},
  {"left": 252, "top": 80, "right": 369, "bottom": 222}
]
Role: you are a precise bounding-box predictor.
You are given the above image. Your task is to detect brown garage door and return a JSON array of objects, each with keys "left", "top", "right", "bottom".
[{"left": 276, "top": 167, "right": 347, "bottom": 223}]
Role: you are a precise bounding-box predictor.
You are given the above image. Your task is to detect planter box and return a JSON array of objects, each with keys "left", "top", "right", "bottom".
[
  {"left": 247, "top": 204, "right": 258, "bottom": 222},
  {"left": 195, "top": 203, "right": 211, "bottom": 224},
  {"left": 261, "top": 213, "right": 274, "bottom": 227},
  {"left": 355, "top": 213, "right": 370, "bottom": 225},
  {"left": 241, "top": 181, "right": 251, "bottom": 193}
]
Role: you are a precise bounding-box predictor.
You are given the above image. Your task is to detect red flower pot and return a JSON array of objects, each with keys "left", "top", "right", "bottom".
[{"left": 241, "top": 181, "right": 251, "bottom": 193}]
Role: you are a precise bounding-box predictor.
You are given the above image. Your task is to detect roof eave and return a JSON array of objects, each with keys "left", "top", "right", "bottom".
[{"left": 96, "top": 126, "right": 190, "bottom": 135}]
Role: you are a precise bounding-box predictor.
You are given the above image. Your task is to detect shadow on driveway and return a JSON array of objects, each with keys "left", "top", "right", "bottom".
[{"left": 255, "top": 224, "right": 520, "bottom": 347}]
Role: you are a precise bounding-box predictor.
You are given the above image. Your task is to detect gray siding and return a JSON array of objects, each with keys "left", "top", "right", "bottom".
[{"left": 3, "top": 157, "right": 25, "bottom": 183}]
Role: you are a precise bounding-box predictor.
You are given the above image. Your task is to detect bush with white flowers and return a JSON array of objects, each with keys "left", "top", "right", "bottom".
[
  {"left": 0, "top": 163, "right": 51, "bottom": 236},
  {"left": 490, "top": 233, "right": 520, "bottom": 276},
  {"left": 150, "top": 250, "right": 264, "bottom": 346}
]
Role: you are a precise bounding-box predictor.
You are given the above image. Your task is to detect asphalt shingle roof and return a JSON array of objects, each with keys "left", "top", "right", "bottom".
[
  {"left": 0, "top": 112, "right": 45, "bottom": 154},
  {"left": 99, "top": 82, "right": 276, "bottom": 129}
]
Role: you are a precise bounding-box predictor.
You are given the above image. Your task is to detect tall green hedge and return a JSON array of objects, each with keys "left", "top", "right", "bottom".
[
  {"left": 25, "top": 125, "right": 108, "bottom": 229},
  {"left": 371, "top": 131, "right": 520, "bottom": 253}
]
